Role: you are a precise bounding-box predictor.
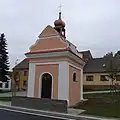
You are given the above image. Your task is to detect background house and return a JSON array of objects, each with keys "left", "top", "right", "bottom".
[
  {"left": 0, "top": 70, "right": 12, "bottom": 90},
  {"left": 83, "top": 57, "right": 120, "bottom": 90},
  {"left": 78, "top": 50, "right": 93, "bottom": 62},
  {"left": 13, "top": 58, "right": 29, "bottom": 91}
]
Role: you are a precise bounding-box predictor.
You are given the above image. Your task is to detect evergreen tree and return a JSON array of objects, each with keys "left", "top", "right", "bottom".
[
  {"left": 104, "top": 52, "right": 113, "bottom": 58},
  {"left": 115, "top": 50, "right": 120, "bottom": 58},
  {"left": 0, "top": 33, "right": 9, "bottom": 82}
]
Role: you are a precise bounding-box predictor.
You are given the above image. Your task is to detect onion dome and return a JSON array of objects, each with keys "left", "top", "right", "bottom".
[{"left": 54, "top": 12, "right": 65, "bottom": 27}]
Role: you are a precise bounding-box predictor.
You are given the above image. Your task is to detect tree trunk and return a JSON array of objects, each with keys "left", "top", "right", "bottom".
[{"left": 110, "top": 79, "right": 114, "bottom": 94}]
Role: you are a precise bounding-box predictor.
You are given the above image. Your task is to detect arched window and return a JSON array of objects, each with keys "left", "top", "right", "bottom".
[{"left": 73, "top": 72, "right": 77, "bottom": 82}]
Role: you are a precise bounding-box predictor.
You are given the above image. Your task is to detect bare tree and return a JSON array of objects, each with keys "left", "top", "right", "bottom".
[{"left": 103, "top": 51, "right": 120, "bottom": 93}]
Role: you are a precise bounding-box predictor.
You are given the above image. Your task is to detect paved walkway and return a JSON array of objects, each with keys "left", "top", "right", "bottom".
[
  {"left": 0, "top": 101, "right": 11, "bottom": 106},
  {"left": 68, "top": 108, "right": 85, "bottom": 115},
  {"left": 84, "top": 90, "right": 120, "bottom": 94},
  {"left": 0, "top": 91, "right": 27, "bottom": 97}
]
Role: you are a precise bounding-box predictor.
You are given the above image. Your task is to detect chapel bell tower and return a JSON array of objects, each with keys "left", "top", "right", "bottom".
[{"left": 54, "top": 11, "right": 66, "bottom": 38}]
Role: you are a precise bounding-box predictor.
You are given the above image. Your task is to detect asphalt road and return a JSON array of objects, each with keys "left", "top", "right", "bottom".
[
  {"left": 0, "top": 109, "right": 63, "bottom": 120},
  {"left": 0, "top": 106, "right": 103, "bottom": 120},
  {"left": 0, "top": 108, "right": 101, "bottom": 120}
]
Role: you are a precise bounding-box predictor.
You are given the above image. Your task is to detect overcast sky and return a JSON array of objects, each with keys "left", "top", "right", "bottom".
[{"left": 0, "top": 0, "right": 120, "bottom": 68}]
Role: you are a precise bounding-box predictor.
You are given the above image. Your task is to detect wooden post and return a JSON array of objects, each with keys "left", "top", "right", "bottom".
[{"left": 12, "top": 70, "right": 16, "bottom": 97}]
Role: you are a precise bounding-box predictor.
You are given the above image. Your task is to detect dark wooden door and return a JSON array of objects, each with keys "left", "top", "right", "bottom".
[{"left": 41, "top": 73, "right": 52, "bottom": 99}]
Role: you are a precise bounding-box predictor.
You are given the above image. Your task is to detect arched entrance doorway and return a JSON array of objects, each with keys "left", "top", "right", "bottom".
[{"left": 41, "top": 73, "right": 52, "bottom": 99}]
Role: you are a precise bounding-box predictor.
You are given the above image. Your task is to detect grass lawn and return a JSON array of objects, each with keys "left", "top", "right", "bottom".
[
  {"left": 0, "top": 97, "right": 11, "bottom": 101},
  {"left": 74, "top": 92, "right": 120, "bottom": 118}
]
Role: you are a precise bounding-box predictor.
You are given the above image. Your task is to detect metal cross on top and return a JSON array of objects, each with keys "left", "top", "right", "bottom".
[{"left": 58, "top": 4, "right": 62, "bottom": 12}]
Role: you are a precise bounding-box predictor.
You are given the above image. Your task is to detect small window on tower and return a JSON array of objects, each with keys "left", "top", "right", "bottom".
[{"left": 73, "top": 72, "right": 77, "bottom": 82}]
